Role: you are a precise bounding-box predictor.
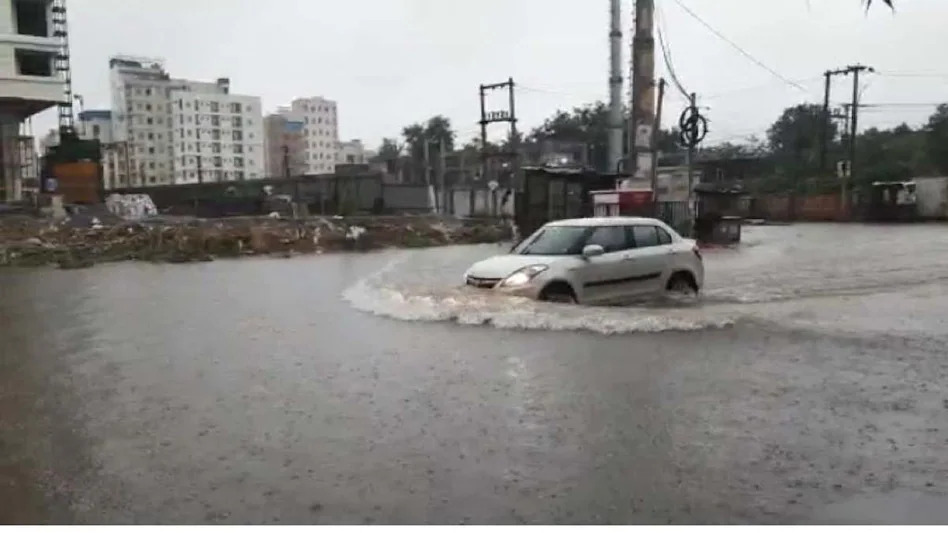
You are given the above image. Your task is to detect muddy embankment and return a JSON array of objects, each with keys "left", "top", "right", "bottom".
[{"left": 0, "top": 215, "right": 512, "bottom": 269}]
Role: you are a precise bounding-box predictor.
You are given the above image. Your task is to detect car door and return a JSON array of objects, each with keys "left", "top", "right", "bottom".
[
  {"left": 576, "top": 225, "right": 635, "bottom": 303},
  {"left": 620, "top": 225, "right": 673, "bottom": 295}
]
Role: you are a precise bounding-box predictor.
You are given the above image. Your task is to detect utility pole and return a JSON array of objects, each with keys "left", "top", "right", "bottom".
[
  {"left": 686, "top": 92, "right": 696, "bottom": 212},
  {"left": 423, "top": 138, "right": 431, "bottom": 190},
  {"left": 478, "top": 78, "right": 519, "bottom": 189},
  {"left": 650, "top": 78, "right": 666, "bottom": 216},
  {"left": 820, "top": 70, "right": 832, "bottom": 170},
  {"left": 283, "top": 145, "right": 290, "bottom": 179},
  {"left": 628, "top": 0, "right": 656, "bottom": 186},
  {"left": 848, "top": 66, "right": 871, "bottom": 212},
  {"left": 607, "top": 0, "right": 624, "bottom": 173},
  {"left": 438, "top": 138, "right": 447, "bottom": 214},
  {"left": 822, "top": 64, "right": 873, "bottom": 177}
]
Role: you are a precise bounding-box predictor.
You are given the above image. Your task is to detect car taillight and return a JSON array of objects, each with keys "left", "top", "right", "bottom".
[{"left": 693, "top": 246, "right": 702, "bottom": 260}]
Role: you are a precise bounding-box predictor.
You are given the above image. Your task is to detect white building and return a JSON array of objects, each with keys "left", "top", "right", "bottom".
[
  {"left": 77, "top": 109, "right": 114, "bottom": 144},
  {"left": 272, "top": 96, "right": 339, "bottom": 175},
  {"left": 109, "top": 56, "right": 264, "bottom": 188},
  {"left": 169, "top": 91, "right": 263, "bottom": 184},
  {"left": 0, "top": 0, "right": 68, "bottom": 200},
  {"left": 337, "top": 139, "right": 373, "bottom": 165}
]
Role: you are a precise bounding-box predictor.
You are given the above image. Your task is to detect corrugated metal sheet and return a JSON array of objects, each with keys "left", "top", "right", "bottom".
[{"left": 52, "top": 161, "right": 101, "bottom": 204}]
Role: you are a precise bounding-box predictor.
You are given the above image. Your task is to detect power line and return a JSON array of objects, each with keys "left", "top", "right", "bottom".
[
  {"left": 668, "top": 0, "right": 808, "bottom": 92},
  {"left": 655, "top": 2, "right": 690, "bottom": 99}
]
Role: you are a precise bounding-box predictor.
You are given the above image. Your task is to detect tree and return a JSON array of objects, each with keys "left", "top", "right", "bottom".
[
  {"left": 376, "top": 137, "right": 401, "bottom": 161},
  {"left": 424, "top": 115, "right": 455, "bottom": 153},
  {"left": 401, "top": 123, "right": 426, "bottom": 162},
  {"left": 529, "top": 102, "right": 612, "bottom": 170},
  {"left": 401, "top": 116, "right": 456, "bottom": 163},
  {"left": 858, "top": 124, "right": 931, "bottom": 185},
  {"left": 926, "top": 104, "right": 948, "bottom": 174},
  {"left": 766, "top": 104, "right": 834, "bottom": 175}
]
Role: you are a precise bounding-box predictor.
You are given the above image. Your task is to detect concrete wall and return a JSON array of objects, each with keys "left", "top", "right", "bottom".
[
  {"left": 382, "top": 184, "right": 430, "bottom": 212},
  {"left": 450, "top": 187, "right": 515, "bottom": 218},
  {"left": 752, "top": 193, "right": 849, "bottom": 222}
]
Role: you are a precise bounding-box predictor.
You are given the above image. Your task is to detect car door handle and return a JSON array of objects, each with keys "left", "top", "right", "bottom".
[{"left": 622, "top": 254, "right": 636, "bottom": 261}]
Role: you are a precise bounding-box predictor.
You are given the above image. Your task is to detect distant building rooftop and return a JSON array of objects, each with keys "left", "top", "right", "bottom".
[{"left": 78, "top": 110, "right": 112, "bottom": 121}]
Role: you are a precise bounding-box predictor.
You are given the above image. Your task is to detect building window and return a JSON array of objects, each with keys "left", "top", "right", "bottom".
[
  {"left": 233, "top": 117, "right": 242, "bottom": 127},
  {"left": 232, "top": 131, "right": 243, "bottom": 141},
  {"left": 210, "top": 102, "right": 219, "bottom": 113},
  {"left": 145, "top": 88, "right": 152, "bottom": 96},
  {"left": 230, "top": 103, "right": 242, "bottom": 113},
  {"left": 233, "top": 144, "right": 243, "bottom": 154},
  {"left": 234, "top": 157, "right": 244, "bottom": 168},
  {"left": 148, "top": 133, "right": 154, "bottom": 140},
  {"left": 13, "top": 0, "right": 49, "bottom": 37},
  {"left": 149, "top": 147, "right": 155, "bottom": 154},
  {"left": 149, "top": 162, "right": 156, "bottom": 169},
  {"left": 212, "top": 143, "right": 221, "bottom": 154},
  {"left": 145, "top": 104, "right": 152, "bottom": 111},
  {"left": 211, "top": 116, "right": 220, "bottom": 127},
  {"left": 15, "top": 49, "right": 53, "bottom": 76},
  {"left": 147, "top": 118, "right": 153, "bottom": 125}
]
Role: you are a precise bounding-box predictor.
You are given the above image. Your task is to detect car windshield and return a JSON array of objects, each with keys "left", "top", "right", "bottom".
[{"left": 514, "top": 226, "right": 589, "bottom": 256}]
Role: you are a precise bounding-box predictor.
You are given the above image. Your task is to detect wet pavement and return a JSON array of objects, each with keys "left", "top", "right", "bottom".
[{"left": 3, "top": 223, "right": 948, "bottom": 524}]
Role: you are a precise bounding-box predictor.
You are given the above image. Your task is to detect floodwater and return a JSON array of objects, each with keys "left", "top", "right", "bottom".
[{"left": 3, "top": 223, "right": 948, "bottom": 524}]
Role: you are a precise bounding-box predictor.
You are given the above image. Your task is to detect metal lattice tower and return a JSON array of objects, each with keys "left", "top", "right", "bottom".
[{"left": 51, "top": 0, "right": 75, "bottom": 138}]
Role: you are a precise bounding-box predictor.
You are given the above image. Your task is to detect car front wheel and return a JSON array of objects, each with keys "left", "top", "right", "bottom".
[
  {"left": 666, "top": 272, "right": 698, "bottom": 296},
  {"left": 540, "top": 283, "right": 577, "bottom": 304}
]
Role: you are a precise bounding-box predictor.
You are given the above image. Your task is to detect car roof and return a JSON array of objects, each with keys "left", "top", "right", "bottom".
[{"left": 546, "top": 217, "right": 664, "bottom": 227}]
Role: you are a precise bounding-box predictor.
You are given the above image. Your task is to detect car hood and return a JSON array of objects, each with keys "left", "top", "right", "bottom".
[{"left": 466, "top": 255, "right": 562, "bottom": 280}]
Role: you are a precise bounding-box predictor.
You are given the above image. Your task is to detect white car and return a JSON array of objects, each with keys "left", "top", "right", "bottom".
[{"left": 464, "top": 217, "right": 704, "bottom": 304}]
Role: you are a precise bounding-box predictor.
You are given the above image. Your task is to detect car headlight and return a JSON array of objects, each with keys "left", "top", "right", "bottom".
[{"left": 500, "top": 265, "right": 549, "bottom": 287}]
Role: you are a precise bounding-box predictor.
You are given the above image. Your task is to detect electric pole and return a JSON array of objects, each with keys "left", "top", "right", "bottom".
[
  {"left": 628, "top": 0, "right": 656, "bottom": 186},
  {"left": 821, "top": 64, "right": 873, "bottom": 178},
  {"left": 478, "top": 78, "right": 520, "bottom": 189},
  {"left": 607, "top": 0, "right": 624, "bottom": 173},
  {"left": 650, "top": 78, "right": 666, "bottom": 215}
]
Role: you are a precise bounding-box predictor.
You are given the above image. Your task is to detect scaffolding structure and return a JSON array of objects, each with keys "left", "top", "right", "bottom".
[{"left": 51, "top": 0, "right": 75, "bottom": 138}]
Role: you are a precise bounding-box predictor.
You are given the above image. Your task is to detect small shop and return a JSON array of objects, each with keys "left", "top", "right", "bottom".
[{"left": 590, "top": 189, "right": 654, "bottom": 217}]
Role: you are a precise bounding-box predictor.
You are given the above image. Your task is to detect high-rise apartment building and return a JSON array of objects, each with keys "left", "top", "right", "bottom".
[
  {"left": 108, "top": 56, "right": 264, "bottom": 187},
  {"left": 0, "top": 0, "right": 68, "bottom": 200},
  {"left": 263, "top": 113, "right": 306, "bottom": 178},
  {"left": 268, "top": 96, "right": 339, "bottom": 175}
]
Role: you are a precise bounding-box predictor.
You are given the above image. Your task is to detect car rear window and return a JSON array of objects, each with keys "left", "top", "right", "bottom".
[
  {"left": 657, "top": 227, "right": 673, "bottom": 245},
  {"left": 632, "top": 225, "right": 660, "bottom": 248}
]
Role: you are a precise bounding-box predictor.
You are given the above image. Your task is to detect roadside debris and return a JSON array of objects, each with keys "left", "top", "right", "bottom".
[{"left": 0, "top": 214, "right": 511, "bottom": 269}]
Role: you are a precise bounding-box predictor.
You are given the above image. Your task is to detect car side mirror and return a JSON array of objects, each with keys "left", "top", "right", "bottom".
[{"left": 582, "top": 244, "right": 605, "bottom": 259}]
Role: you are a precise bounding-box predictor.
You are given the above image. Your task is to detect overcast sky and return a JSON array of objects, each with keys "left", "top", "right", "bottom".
[{"left": 32, "top": 0, "right": 948, "bottom": 149}]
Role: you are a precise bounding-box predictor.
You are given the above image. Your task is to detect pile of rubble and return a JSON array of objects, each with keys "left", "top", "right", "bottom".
[{"left": 0, "top": 214, "right": 512, "bottom": 269}]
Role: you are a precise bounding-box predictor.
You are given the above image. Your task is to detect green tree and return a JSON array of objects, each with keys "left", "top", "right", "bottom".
[
  {"left": 401, "top": 116, "right": 456, "bottom": 163},
  {"left": 766, "top": 104, "right": 834, "bottom": 175},
  {"left": 424, "top": 115, "right": 455, "bottom": 153},
  {"left": 925, "top": 104, "right": 948, "bottom": 174},
  {"left": 401, "top": 123, "right": 426, "bottom": 161},
  {"left": 529, "top": 102, "right": 612, "bottom": 170},
  {"left": 857, "top": 124, "right": 930, "bottom": 185},
  {"left": 376, "top": 137, "right": 401, "bottom": 161}
]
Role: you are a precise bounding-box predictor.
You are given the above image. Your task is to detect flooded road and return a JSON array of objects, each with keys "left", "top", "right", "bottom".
[{"left": 3, "top": 223, "right": 948, "bottom": 524}]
